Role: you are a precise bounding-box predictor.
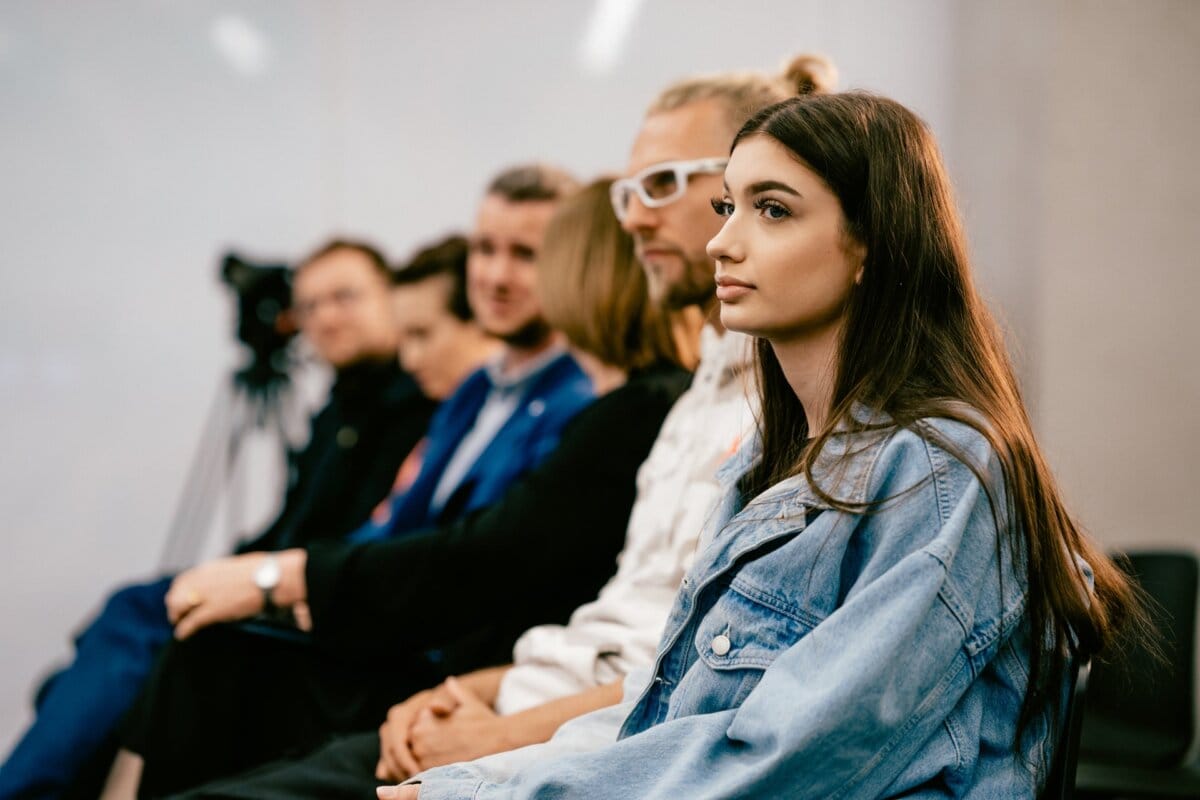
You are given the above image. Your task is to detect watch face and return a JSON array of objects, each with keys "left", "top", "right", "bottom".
[{"left": 255, "top": 557, "right": 281, "bottom": 590}]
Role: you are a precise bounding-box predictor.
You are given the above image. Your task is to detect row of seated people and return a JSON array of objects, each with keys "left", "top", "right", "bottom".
[
  {"left": 1, "top": 166, "right": 690, "bottom": 798},
  {"left": 0, "top": 51, "right": 1146, "bottom": 800}
]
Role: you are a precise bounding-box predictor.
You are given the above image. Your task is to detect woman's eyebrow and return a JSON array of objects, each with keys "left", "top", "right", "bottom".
[
  {"left": 722, "top": 179, "right": 803, "bottom": 198},
  {"left": 749, "top": 180, "right": 801, "bottom": 197}
]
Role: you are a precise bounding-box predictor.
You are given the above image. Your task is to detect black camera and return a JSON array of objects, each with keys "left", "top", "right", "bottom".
[{"left": 220, "top": 253, "right": 297, "bottom": 394}]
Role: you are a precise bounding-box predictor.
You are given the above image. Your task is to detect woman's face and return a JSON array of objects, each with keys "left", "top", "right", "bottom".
[{"left": 706, "top": 135, "right": 864, "bottom": 346}]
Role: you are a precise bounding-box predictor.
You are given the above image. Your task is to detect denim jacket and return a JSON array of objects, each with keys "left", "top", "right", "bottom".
[{"left": 417, "top": 413, "right": 1071, "bottom": 800}]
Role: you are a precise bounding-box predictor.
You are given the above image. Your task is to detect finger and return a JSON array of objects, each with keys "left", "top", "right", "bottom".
[
  {"left": 165, "top": 587, "right": 202, "bottom": 625},
  {"left": 174, "top": 617, "right": 195, "bottom": 641},
  {"left": 376, "top": 726, "right": 395, "bottom": 779},
  {"left": 164, "top": 576, "right": 185, "bottom": 609},
  {"left": 381, "top": 726, "right": 414, "bottom": 782},
  {"left": 378, "top": 746, "right": 404, "bottom": 783},
  {"left": 293, "top": 601, "right": 313, "bottom": 632},
  {"left": 377, "top": 725, "right": 402, "bottom": 782},
  {"left": 426, "top": 685, "right": 459, "bottom": 716},
  {"left": 164, "top": 587, "right": 186, "bottom": 623},
  {"left": 387, "top": 701, "right": 420, "bottom": 738},
  {"left": 377, "top": 787, "right": 418, "bottom": 800},
  {"left": 395, "top": 730, "right": 422, "bottom": 778},
  {"left": 442, "top": 676, "right": 483, "bottom": 710},
  {"left": 165, "top": 597, "right": 183, "bottom": 625},
  {"left": 174, "top": 603, "right": 213, "bottom": 640}
]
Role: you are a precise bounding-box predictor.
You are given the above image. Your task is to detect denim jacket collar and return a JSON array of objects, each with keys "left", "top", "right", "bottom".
[
  {"left": 692, "top": 404, "right": 896, "bottom": 595},
  {"left": 715, "top": 402, "right": 894, "bottom": 514}
]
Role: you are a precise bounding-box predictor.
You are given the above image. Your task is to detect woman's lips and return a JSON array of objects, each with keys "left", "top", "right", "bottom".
[{"left": 715, "top": 274, "right": 754, "bottom": 301}]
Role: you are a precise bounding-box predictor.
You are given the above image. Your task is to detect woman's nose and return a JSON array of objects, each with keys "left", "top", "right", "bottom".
[{"left": 706, "top": 221, "right": 741, "bottom": 263}]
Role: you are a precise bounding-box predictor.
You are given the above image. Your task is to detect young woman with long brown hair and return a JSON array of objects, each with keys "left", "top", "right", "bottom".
[{"left": 383, "top": 92, "right": 1144, "bottom": 800}]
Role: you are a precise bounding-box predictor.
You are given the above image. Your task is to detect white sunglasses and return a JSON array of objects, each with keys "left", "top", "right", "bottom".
[{"left": 609, "top": 157, "right": 728, "bottom": 222}]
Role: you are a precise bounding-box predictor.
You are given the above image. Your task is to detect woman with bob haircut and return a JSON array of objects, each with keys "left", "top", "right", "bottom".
[{"left": 383, "top": 94, "right": 1146, "bottom": 799}]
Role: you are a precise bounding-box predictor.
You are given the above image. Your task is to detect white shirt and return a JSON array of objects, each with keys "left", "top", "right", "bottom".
[{"left": 494, "top": 327, "right": 756, "bottom": 715}]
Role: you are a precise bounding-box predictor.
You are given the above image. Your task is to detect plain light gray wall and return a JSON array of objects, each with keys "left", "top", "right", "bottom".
[
  {"left": 1, "top": 0, "right": 1196, "bottom": 754},
  {"left": 1035, "top": 0, "right": 1200, "bottom": 552},
  {"left": 946, "top": 0, "right": 1200, "bottom": 550}
]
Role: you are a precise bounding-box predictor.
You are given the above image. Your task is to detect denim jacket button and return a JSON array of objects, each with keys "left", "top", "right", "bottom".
[{"left": 711, "top": 634, "right": 731, "bottom": 656}]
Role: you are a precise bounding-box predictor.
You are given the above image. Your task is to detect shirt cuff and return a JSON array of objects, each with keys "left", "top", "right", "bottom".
[{"left": 401, "top": 764, "right": 486, "bottom": 800}]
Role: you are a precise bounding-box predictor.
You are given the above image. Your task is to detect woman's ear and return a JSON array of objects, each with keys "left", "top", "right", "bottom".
[{"left": 849, "top": 239, "right": 867, "bottom": 285}]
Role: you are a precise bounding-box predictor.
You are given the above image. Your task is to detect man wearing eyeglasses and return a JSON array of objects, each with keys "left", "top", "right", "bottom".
[{"left": 610, "top": 153, "right": 727, "bottom": 311}]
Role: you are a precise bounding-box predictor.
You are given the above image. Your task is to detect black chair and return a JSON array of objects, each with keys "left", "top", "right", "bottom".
[
  {"left": 1075, "top": 551, "right": 1200, "bottom": 798},
  {"left": 1041, "top": 657, "right": 1092, "bottom": 800}
]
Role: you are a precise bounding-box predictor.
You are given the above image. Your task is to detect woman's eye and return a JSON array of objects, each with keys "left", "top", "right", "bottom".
[
  {"left": 710, "top": 198, "right": 733, "bottom": 217},
  {"left": 754, "top": 199, "right": 790, "bottom": 220}
]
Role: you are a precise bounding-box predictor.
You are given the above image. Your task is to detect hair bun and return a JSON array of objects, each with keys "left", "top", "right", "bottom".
[{"left": 782, "top": 53, "right": 837, "bottom": 96}]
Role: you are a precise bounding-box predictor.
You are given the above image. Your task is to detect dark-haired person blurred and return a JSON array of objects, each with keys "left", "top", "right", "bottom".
[
  {"left": 0, "top": 240, "right": 438, "bottom": 800},
  {"left": 390, "top": 238, "right": 500, "bottom": 405},
  {"left": 101, "top": 165, "right": 600, "bottom": 798}
]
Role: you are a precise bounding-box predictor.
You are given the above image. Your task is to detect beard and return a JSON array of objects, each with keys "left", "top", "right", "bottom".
[
  {"left": 639, "top": 244, "right": 716, "bottom": 311},
  {"left": 661, "top": 262, "right": 717, "bottom": 311},
  {"left": 495, "top": 316, "right": 553, "bottom": 349}
]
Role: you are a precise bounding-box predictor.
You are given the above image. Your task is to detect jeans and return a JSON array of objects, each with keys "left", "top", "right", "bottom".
[{"left": 0, "top": 577, "right": 174, "bottom": 800}]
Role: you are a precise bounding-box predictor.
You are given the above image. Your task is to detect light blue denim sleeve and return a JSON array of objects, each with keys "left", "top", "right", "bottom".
[
  {"left": 411, "top": 699, "right": 637, "bottom": 799},
  {"left": 414, "top": 428, "right": 1020, "bottom": 800}
]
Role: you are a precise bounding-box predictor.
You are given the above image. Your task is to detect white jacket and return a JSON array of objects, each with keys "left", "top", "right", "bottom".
[{"left": 495, "top": 327, "right": 756, "bottom": 715}]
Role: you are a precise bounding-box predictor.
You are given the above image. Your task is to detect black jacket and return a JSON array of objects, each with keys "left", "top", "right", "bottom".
[
  {"left": 304, "top": 361, "right": 692, "bottom": 666},
  {"left": 239, "top": 358, "right": 436, "bottom": 553}
]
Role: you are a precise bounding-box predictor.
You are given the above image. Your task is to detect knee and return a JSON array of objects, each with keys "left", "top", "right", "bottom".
[{"left": 96, "top": 578, "right": 174, "bottom": 630}]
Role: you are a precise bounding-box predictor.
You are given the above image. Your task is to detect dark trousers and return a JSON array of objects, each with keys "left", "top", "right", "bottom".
[
  {"left": 125, "top": 626, "right": 442, "bottom": 798},
  {"left": 170, "top": 732, "right": 381, "bottom": 800},
  {"left": 0, "top": 577, "right": 175, "bottom": 800}
]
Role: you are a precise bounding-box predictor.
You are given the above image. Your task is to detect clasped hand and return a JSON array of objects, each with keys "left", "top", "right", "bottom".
[{"left": 376, "top": 676, "right": 503, "bottom": 784}]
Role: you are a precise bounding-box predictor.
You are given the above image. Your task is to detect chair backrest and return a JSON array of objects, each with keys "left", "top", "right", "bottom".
[
  {"left": 1040, "top": 657, "right": 1091, "bottom": 800},
  {"left": 1079, "top": 551, "right": 1199, "bottom": 768}
]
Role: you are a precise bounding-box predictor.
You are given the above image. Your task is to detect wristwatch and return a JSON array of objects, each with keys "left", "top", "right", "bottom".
[{"left": 254, "top": 554, "right": 282, "bottom": 613}]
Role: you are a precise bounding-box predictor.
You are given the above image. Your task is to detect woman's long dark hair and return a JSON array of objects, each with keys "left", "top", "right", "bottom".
[{"left": 734, "top": 92, "right": 1146, "bottom": 765}]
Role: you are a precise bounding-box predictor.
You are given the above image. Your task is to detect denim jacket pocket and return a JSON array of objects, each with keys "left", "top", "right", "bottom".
[{"left": 672, "top": 586, "right": 813, "bottom": 717}]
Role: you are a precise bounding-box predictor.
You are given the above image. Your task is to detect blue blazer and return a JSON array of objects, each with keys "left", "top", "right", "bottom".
[{"left": 375, "top": 351, "right": 593, "bottom": 537}]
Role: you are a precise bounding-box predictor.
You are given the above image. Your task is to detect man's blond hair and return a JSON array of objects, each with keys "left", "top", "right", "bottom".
[{"left": 648, "top": 53, "right": 837, "bottom": 133}]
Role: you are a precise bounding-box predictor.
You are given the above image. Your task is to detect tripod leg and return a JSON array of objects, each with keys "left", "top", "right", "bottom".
[
  {"left": 158, "top": 380, "right": 236, "bottom": 572},
  {"left": 221, "top": 382, "right": 300, "bottom": 554},
  {"left": 222, "top": 388, "right": 253, "bottom": 551}
]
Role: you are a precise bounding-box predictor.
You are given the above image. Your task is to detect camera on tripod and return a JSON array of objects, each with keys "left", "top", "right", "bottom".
[
  {"left": 159, "top": 252, "right": 305, "bottom": 570},
  {"left": 220, "top": 253, "right": 297, "bottom": 396}
]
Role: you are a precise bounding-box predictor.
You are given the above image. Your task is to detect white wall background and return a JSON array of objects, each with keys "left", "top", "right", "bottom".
[{"left": 1, "top": 0, "right": 1196, "bottom": 753}]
